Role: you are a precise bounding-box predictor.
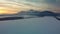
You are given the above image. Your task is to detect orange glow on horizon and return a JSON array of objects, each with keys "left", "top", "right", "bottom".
[{"left": 0, "top": 9, "right": 18, "bottom": 14}]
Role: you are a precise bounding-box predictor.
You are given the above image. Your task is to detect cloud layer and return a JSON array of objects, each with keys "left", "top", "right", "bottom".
[{"left": 0, "top": 0, "right": 60, "bottom": 15}]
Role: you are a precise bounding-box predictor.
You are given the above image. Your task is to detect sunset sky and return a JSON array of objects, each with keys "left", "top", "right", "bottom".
[{"left": 0, "top": 0, "right": 60, "bottom": 14}]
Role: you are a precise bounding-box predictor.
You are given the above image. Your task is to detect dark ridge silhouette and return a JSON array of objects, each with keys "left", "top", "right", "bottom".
[
  {"left": 0, "top": 17, "right": 24, "bottom": 21},
  {"left": 0, "top": 16, "right": 35, "bottom": 21},
  {"left": 39, "top": 11, "right": 60, "bottom": 20},
  {"left": 54, "top": 16, "right": 60, "bottom": 20},
  {"left": 18, "top": 10, "right": 60, "bottom": 20}
]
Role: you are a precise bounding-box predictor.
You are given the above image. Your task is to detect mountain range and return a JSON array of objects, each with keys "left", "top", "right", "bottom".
[{"left": 0, "top": 9, "right": 60, "bottom": 21}]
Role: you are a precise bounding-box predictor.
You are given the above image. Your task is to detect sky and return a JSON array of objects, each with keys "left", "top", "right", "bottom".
[{"left": 0, "top": 0, "right": 60, "bottom": 14}]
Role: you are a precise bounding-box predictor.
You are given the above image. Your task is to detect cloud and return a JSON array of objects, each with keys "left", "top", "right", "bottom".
[
  {"left": 9, "top": 0, "right": 60, "bottom": 12},
  {"left": 0, "top": 0, "right": 60, "bottom": 14}
]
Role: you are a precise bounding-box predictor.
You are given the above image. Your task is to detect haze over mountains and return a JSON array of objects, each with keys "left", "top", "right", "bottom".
[
  {"left": 0, "top": 9, "right": 60, "bottom": 21},
  {"left": 18, "top": 10, "right": 60, "bottom": 16}
]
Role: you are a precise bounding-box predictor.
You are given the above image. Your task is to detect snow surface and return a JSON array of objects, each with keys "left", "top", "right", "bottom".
[{"left": 0, "top": 17, "right": 60, "bottom": 34}]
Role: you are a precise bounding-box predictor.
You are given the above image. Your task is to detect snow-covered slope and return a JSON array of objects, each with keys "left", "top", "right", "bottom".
[{"left": 0, "top": 17, "right": 60, "bottom": 34}]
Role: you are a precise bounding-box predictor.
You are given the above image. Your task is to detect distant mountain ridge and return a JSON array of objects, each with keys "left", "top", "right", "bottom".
[
  {"left": 0, "top": 9, "right": 60, "bottom": 21},
  {"left": 18, "top": 9, "right": 60, "bottom": 16},
  {"left": 17, "top": 9, "right": 60, "bottom": 20}
]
